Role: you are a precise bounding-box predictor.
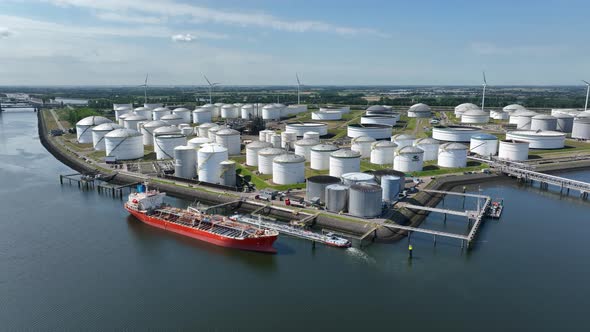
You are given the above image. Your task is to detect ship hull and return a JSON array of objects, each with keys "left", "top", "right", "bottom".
[{"left": 126, "top": 206, "right": 277, "bottom": 253}]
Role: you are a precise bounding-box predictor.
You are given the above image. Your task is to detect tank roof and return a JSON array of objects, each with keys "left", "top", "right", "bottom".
[
  {"left": 215, "top": 128, "right": 240, "bottom": 136},
  {"left": 307, "top": 175, "right": 341, "bottom": 184},
  {"left": 326, "top": 183, "right": 349, "bottom": 190},
  {"left": 311, "top": 143, "right": 339, "bottom": 151},
  {"left": 76, "top": 116, "right": 112, "bottom": 126},
  {"left": 124, "top": 114, "right": 148, "bottom": 121},
  {"left": 330, "top": 149, "right": 361, "bottom": 158},
  {"left": 366, "top": 105, "right": 388, "bottom": 111},
  {"left": 463, "top": 109, "right": 487, "bottom": 116},
  {"left": 198, "top": 122, "right": 218, "bottom": 128},
  {"left": 273, "top": 153, "right": 305, "bottom": 163},
  {"left": 508, "top": 130, "right": 566, "bottom": 137},
  {"left": 134, "top": 106, "right": 149, "bottom": 111},
  {"left": 414, "top": 137, "right": 439, "bottom": 145},
  {"left": 352, "top": 136, "right": 377, "bottom": 143},
  {"left": 350, "top": 182, "right": 382, "bottom": 192},
  {"left": 92, "top": 123, "right": 123, "bottom": 131},
  {"left": 397, "top": 146, "right": 424, "bottom": 154},
  {"left": 295, "top": 138, "right": 319, "bottom": 146},
  {"left": 246, "top": 141, "right": 273, "bottom": 149},
  {"left": 392, "top": 133, "right": 416, "bottom": 140},
  {"left": 433, "top": 125, "right": 479, "bottom": 132},
  {"left": 105, "top": 128, "right": 142, "bottom": 138},
  {"left": 503, "top": 104, "right": 526, "bottom": 110},
  {"left": 532, "top": 114, "right": 557, "bottom": 120},
  {"left": 160, "top": 114, "right": 183, "bottom": 120},
  {"left": 409, "top": 103, "right": 431, "bottom": 112},
  {"left": 153, "top": 107, "right": 170, "bottom": 112},
  {"left": 173, "top": 107, "right": 190, "bottom": 112},
  {"left": 188, "top": 137, "right": 212, "bottom": 144},
  {"left": 341, "top": 172, "right": 374, "bottom": 181},
  {"left": 258, "top": 147, "right": 285, "bottom": 156},
  {"left": 174, "top": 145, "right": 194, "bottom": 151},
  {"left": 372, "top": 141, "right": 398, "bottom": 148},
  {"left": 286, "top": 122, "right": 327, "bottom": 127},
  {"left": 142, "top": 120, "right": 167, "bottom": 129},
  {"left": 471, "top": 133, "right": 497, "bottom": 140},
  {"left": 153, "top": 125, "right": 181, "bottom": 135},
  {"left": 221, "top": 104, "right": 236, "bottom": 108},
  {"left": 198, "top": 143, "right": 228, "bottom": 153},
  {"left": 440, "top": 142, "right": 468, "bottom": 150}
]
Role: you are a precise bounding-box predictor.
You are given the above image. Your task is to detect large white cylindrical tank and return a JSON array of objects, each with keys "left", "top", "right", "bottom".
[
  {"left": 220, "top": 104, "right": 239, "bottom": 119},
  {"left": 245, "top": 141, "right": 272, "bottom": 166},
  {"left": 414, "top": 137, "right": 440, "bottom": 161},
  {"left": 161, "top": 113, "right": 186, "bottom": 126},
  {"left": 123, "top": 114, "right": 148, "bottom": 131},
  {"left": 461, "top": 109, "right": 489, "bottom": 124},
  {"left": 530, "top": 115, "right": 558, "bottom": 131},
  {"left": 551, "top": 108, "right": 581, "bottom": 117},
  {"left": 91, "top": 123, "right": 123, "bottom": 151},
  {"left": 171, "top": 108, "right": 191, "bottom": 123},
  {"left": 391, "top": 134, "right": 416, "bottom": 149},
  {"left": 154, "top": 134, "right": 187, "bottom": 160},
  {"left": 506, "top": 131, "right": 566, "bottom": 149},
  {"left": 117, "top": 113, "right": 130, "bottom": 126},
  {"left": 510, "top": 111, "right": 537, "bottom": 128},
  {"left": 197, "top": 143, "right": 229, "bottom": 184},
  {"left": 555, "top": 113, "right": 574, "bottom": 133},
  {"left": 303, "top": 132, "right": 321, "bottom": 141},
  {"left": 503, "top": 104, "right": 526, "bottom": 114},
  {"left": 213, "top": 103, "right": 224, "bottom": 118},
  {"left": 133, "top": 107, "right": 153, "bottom": 120},
  {"left": 174, "top": 145, "right": 197, "bottom": 179},
  {"left": 360, "top": 115, "right": 397, "bottom": 126},
  {"left": 329, "top": 149, "right": 361, "bottom": 177},
  {"left": 257, "top": 147, "right": 285, "bottom": 174},
  {"left": 285, "top": 104, "right": 308, "bottom": 116},
  {"left": 394, "top": 146, "right": 424, "bottom": 172},
  {"left": 144, "top": 103, "right": 163, "bottom": 110},
  {"left": 270, "top": 134, "right": 282, "bottom": 148},
  {"left": 113, "top": 103, "right": 133, "bottom": 111},
  {"left": 490, "top": 110, "right": 509, "bottom": 120},
  {"left": 310, "top": 144, "right": 339, "bottom": 170},
  {"left": 348, "top": 183, "right": 382, "bottom": 218},
  {"left": 370, "top": 141, "right": 397, "bottom": 165},
  {"left": 104, "top": 129, "right": 144, "bottom": 160},
  {"left": 281, "top": 131, "right": 297, "bottom": 150},
  {"left": 351, "top": 136, "right": 376, "bottom": 158},
  {"left": 76, "top": 116, "right": 112, "bottom": 143},
  {"left": 192, "top": 108, "right": 212, "bottom": 124},
  {"left": 294, "top": 138, "right": 319, "bottom": 161},
  {"left": 498, "top": 140, "right": 529, "bottom": 161},
  {"left": 325, "top": 184, "right": 349, "bottom": 213},
  {"left": 140, "top": 120, "right": 167, "bottom": 146},
  {"left": 306, "top": 175, "right": 341, "bottom": 203},
  {"left": 407, "top": 103, "right": 431, "bottom": 118},
  {"left": 572, "top": 116, "right": 590, "bottom": 139},
  {"left": 240, "top": 104, "right": 254, "bottom": 119},
  {"left": 347, "top": 124, "right": 391, "bottom": 139},
  {"left": 470, "top": 134, "right": 498, "bottom": 156},
  {"left": 219, "top": 160, "right": 237, "bottom": 187},
  {"left": 272, "top": 154, "right": 305, "bottom": 185},
  {"left": 259, "top": 130, "right": 275, "bottom": 142},
  {"left": 285, "top": 122, "right": 328, "bottom": 136},
  {"left": 432, "top": 126, "right": 481, "bottom": 142},
  {"left": 381, "top": 175, "right": 401, "bottom": 203},
  {"left": 180, "top": 127, "right": 194, "bottom": 136},
  {"left": 262, "top": 104, "right": 281, "bottom": 120},
  {"left": 215, "top": 128, "right": 241, "bottom": 155},
  {"left": 114, "top": 106, "right": 132, "bottom": 121},
  {"left": 152, "top": 107, "right": 171, "bottom": 120},
  {"left": 454, "top": 103, "right": 479, "bottom": 118},
  {"left": 311, "top": 111, "right": 342, "bottom": 121},
  {"left": 208, "top": 125, "right": 225, "bottom": 141},
  {"left": 438, "top": 143, "right": 468, "bottom": 168},
  {"left": 197, "top": 123, "right": 218, "bottom": 138},
  {"left": 341, "top": 172, "right": 376, "bottom": 186},
  {"left": 320, "top": 106, "right": 350, "bottom": 114},
  {"left": 187, "top": 137, "right": 212, "bottom": 163},
  {"left": 153, "top": 125, "right": 181, "bottom": 137}
]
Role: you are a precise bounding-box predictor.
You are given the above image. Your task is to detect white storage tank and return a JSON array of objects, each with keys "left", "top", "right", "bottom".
[
  {"left": 114, "top": 106, "right": 132, "bottom": 121},
  {"left": 91, "top": 123, "right": 123, "bottom": 151},
  {"left": 220, "top": 104, "right": 239, "bottom": 119},
  {"left": 213, "top": 103, "right": 224, "bottom": 118},
  {"left": 123, "top": 114, "right": 148, "bottom": 131},
  {"left": 174, "top": 145, "right": 197, "bottom": 179},
  {"left": 208, "top": 125, "right": 225, "bottom": 141},
  {"left": 303, "top": 132, "right": 321, "bottom": 141},
  {"left": 360, "top": 115, "right": 397, "bottom": 127},
  {"left": 215, "top": 128, "right": 241, "bottom": 155},
  {"left": 347, "top": 124, "right": 391, "bottom": 139},
  {"left": 144, "top": 103, "right": 163, "bottom": 110},
  {"left": 572, "top": 116, "right": 590, "bottom": 140},
  {"left": 414, "top": 137, "right": 440, "bottom": 161},
  {"left": 259, "top": 129, "right": 275, "bottom": 142},
  {"left": 470, "top": 134, "right": 498, "bottom": 157},
  {"left": 140, "top": 120, "right": 167, "bottom": 146},
  {"left": 391, "top": 133, "right": 416, "bottom": 149},
  {"left": 170, "top": 108, "right": 190, "bottom": 123},
  {"left": 341, "top": 172, "right": 376, "bottom": 186},
  {"left": 219, "top": 160, "right": 237, "bottom": 187},
  {"left": 270, "top": 134, "right": 282, "bottom": 148},
  {"left": 161, "top": 113, "right": 185, "bottom": 126},
  {"left": 197, "top": 123, "right": 218, "bottom": 138},
  {"left": 245, "top": 141, "right": 272, "bottom": 166},
  {"left": 197, "top": 143, "right": 229, "bottom": 184},
  {"left": 454, "top": 103, "right": 479, "bottom": 118},
  {"left": 407, "top": 103, "right": 431, "bottom": 118},
  {"left": 461, "top": 109, "right": 489, "bottom": 124},
  {"left": 180, "top": 127, "right": 194, "bottom": 136},
  {"left": 506, "top": 130, "right": 566, "bottom": 149},
  {"left": 490, "top": 110, "right": 509, "bottom": 120},
  {"left": 329, "top": 149, "right": 361, "bottom": 177},
  {"left": 117, "top": 113, "right": 130, "bottom": 126},
  {"left": 510, "top": 111, "right": 537, "bottom": 129},
  {"left": 381, "top": 175, "right": 402, "bottom": 203},
  {"left": 348, "top": 183, "right": 382, "bottom": 218},
  {"left": 240, "top": 104, "right": 255, "bottom": 119},
  {"left": 370, "top": 141, "right": 397, "bottom": 165},
  {"left": 498, "top": 140, "right": 529, "bottom": 161},
  {"left": 104, "top": 128, "right": 144, "bottom": 160},
  {"left": 152, "top": 107, "right": 171, "bottom": 120},
  {"left": 257, "top": 147, "right": 285, "bottom": 174},
  {"left": 294, "top": 138, "right": 319, "bottom": 161},
  {"left": 306, "top": 175, "right": 341, "bottom": 203},
  {"left": 438, "top": 143, "right": 468, "bottom": 168},
  {"left": 310, "top": 144, "right": 339, "bottom": 170},
  {"left": 503, "top": 104, "right": 526, "bottom": 114},
  {"left": 555, "top": 113, "right": 574, "bottom": 133},
  {"left": 311, "top": 111, "right": 342, "bottom": 121},
  {"left": 320, "top": 106, "right": 350, "bottom": 114},
  {"left": 530, "top": 115, "right": 557, "bottom": 131},
  {"left": 262, "top": 104, "right": 281, "bottom": 120},
  {"left": 394, "top": 146, "right": 424, "bottom": 172},
  {"left": 76, "top": 116, "right": 112, "bottom": 143},
  {"left": 272, "top": 154, "right": 305, "bottom": 185},
  {"left": 432, "top": 126, "right": 481, "bottom": 142},
  {"left": 187, "top": 137, "right": 212, "bottom": 163},
  {"left": 154, "top": 134, "right": 187, "bottom": 160},
  {"left": 325, "top": 184, "right": 349, "bottom": 213},
  {"left": 133, "top": 107, "right": 153, "bottom": 120},
  {"left": 113, "top": 103, "right": 133, "bottom": 111},
  {"left": 281, "top": 131, "right": 297, "bottom": 150},
  {"left": 285, "top": 122, "right": 328, "bottom": 137},
  {"left": 551, "top": 108, "right": 581, "bottom": 117},
  {"left": 351, "top": 136, "right": 376, "bottom": 158}
]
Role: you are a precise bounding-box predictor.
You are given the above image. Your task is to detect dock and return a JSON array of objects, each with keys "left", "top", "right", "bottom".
[
  {"left": 97, "top": 181, "right": 141, "bottom": 199},
  {"left": 59, "top": 173, "right": 95, "bottom": 190}
]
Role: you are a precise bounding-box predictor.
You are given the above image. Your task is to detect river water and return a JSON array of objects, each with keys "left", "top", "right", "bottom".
[{"left": 1, "top": 111, "right": 589, "bottom": 331}]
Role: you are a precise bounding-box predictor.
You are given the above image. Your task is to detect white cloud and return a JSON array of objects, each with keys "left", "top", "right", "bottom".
[
  {"left": 95, "top": 12, "right": 164, "bottom": 24},
  {"left": 0, "top": 27, "right": 14, "bottom": 38},
  {"left": 171, "top": 34, "right": 194, "bottom": 42}
]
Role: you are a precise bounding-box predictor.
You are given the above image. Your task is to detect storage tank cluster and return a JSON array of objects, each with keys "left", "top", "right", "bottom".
[
  {"left": 76, "top": 116, "right": 113, "bottom": 143},
  {"left": 329, "top": 149, "right": 361, "bottom": 177},
  {"left": 272, "top": 154, "right": 305, "bottom": 185},
  {"left": 310, "top": 144, "right": 339, "bottom": 170},
  {"left": 506, "top": 130, "right": 566, "bottom": 149},
  {"left": 347, "top": 123, "right": 391, "bottom": 139},
  {"left": 498, "top": 140, "right": 529, "bottom": 161},
  {"left": 470, "top": 134, "right": 498, "bottom": 157},
  {"left": 215, "top": 128, "right": 241, "bottom": 155},
  {"left": 437, "top": 143, "right": 468, "bottom": 168},
  {"left": 281, "top": 131, "right": 297, "bottom": 150},
  {"left": 413, "top": 137, "right": 440, "bottom": 161},
  {"left": 351, "top": 136, "right": 376, "bottom": 158},
  {"left": 490, "top": 110, "right": 509, "bottom": 120},
  {"left": 246, "top": 141, "right": 273, "bottom": 166},
  {"left": 91, "top": 123, "right": 123, "bottom": 151},
  {"left": 394, "top": 146, "right": 424, "bottom": 172},
  {"left": 306, "top": 175, "right": 341, "bottom": 203},
  {"left": 294, "top": 138, "right": 320, "bottom": 160},
  {"left": 257, "top": 147, "right": 285, "bottom": 174},
  {"left": 104, "top": 128, "right": 144, "bottom": 160},
  {"left": 370, "top": 141, "right": 398, "bottom": 165},
  {"left": 407, "top": 103, "right": 431, "bottom": 118},
  {"left": 509, "top": 110, "right": 538, "bottom": 129},
  {"left": 140, "top": 120, "right": 167, "bottom": 146},
  {"left": 197, "top": 123, "right": 218, "bottom": 138}
]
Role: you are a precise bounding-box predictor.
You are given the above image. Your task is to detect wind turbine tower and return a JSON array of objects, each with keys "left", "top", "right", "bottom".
[
  {"left": 583, "top": 80, "right": 590, "bottom": 112},
  {"left": 481, "top": 71, "right": 487, "bottom": 111},
  {"left": 139, "top": 73, "right": 149, "bottom": 104},
  {"left": 296, "top": 73, "right": 303, "bottom": 105},
  {"left": 203, "top": 75, "right": 220, "bottom": 104}
]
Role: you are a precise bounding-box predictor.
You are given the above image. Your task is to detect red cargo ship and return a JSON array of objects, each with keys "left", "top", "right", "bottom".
[{"left": 124, "top": 189, "right": 278, "bottom": 253}]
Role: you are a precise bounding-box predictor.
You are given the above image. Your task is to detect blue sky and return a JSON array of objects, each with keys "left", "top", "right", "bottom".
[{"left": 0, "top": 0, "right": 588, "bottom": 86}]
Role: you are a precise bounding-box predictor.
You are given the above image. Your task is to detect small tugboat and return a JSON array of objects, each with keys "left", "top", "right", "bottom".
[
  {"left": 125, "top": 185, "right": 279, "bottom": 253},
  {"left": 486, "top": 199, "right": 504, "bottom": 219}
]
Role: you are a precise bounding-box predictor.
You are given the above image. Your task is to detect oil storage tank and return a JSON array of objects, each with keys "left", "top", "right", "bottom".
[
  {"left": 281, "top": 131, "right": 297, "bottom": 150},
  {"left": 555, "top": 113, "right": 574, "bottom": 133},
  {"left": 221, "top": 104, "right": 239, "bottom": 119},
  {"left": 347, "top": 123, "right": 391, "bottom": 139},
  {"left": 341, "top": 172, "right": 376, "bottom": 186},
  {"left": 498, "top": 140, "right": 529, "bottom": 161},
  {"left": 294, "top": 138, "right": 319, "bottom": 161},
  {"left": 262, "top": 104, "right": 281, "bottom": 120},
  {"left": 133, "top": 107, "right": 153, "bottom": 120},
  {"left": 303, "top": 132, "right": 320, "bottom": 141},
  {"left": 285, "top": 122, "right": 328, "bottom": 137},
  {"left": 192, "top": 108, "right": 212, "bottom": 124},
  {"left": 161, "top": 113, "right": 185, "bottom": 126},
  {"left": 407, "top": 103, "right": 431, "bottom": 118},
  {"left": 312, "top": 111, "right": 342, "bottom": 121},
  {"left": 174, "top": 145, "right": 197, "bottom": 179},
  {"left": 360, "top": 115, "right": 397, "bottom": 126},
  {"left": 76, "top": 116, "right": 112, "bottom": 143},
  {"left": 351, "top": 136, "right": 376, "bottom": 158},
  {"left": 117, "top": 113, "right": 130, "bottom": 126},
  {"left": 197, "top": 123, "right": 218, "bottom": 138},
  {"left": 197, "top": 143, "right": 229, "bottom": 184},
  {"left": 92, "top": 123, "right": 123, "bottom": 151},
  {"left": 245, "top": 141, "right": 272, "bottom": 166},
  {"left": 310, "top": 144, "right": 339, "bottom": 170},
  {"left": 503, "top": 104, "right": 526, "bottom": 114},
  {"left": 348, "top": 183, "right": 382, "bottom": 218},
  {"left": 123, "top": 114, "right": 148, "bottom": 131},
  {"left": 391, "top": 133, "right": 415, "bottom": 149},
  {"left": 172, "top": 108, "right": 191, "bottom": 123},
  {"left": 140, "top": 120, "right": 167, "bottom": 146},
  {"left": 325, "top": 184, "right": 349, "bottom": 213},
  {"left": 306, "top": 175, "right": 341, "bottom": 203},
  {"left": 154, "top": 134, "right": 187, "bottom": 160},
  {"left": 114, "top": 106, "right": 132, "bottom": 121},
  {"left": 272, "top": 154, "right": 305, "bottom": 185},
  {"left": 152, "top": 107, "right": 171, "bottom": 120},
  {"left": 381, "top": 175, "right": 402, "bottom": 202},
  {"left": 219, "top": 160, "right": 237, "bottom": 187},
  {"left": 257, "top": 147, "right": 285, "bottom": 174},
  {"left": 329, "top": 149, "right": 361, "bottom": 177},
  {"left": 461, "top": 109, "right": 489, "bottom": 124},
  {"left": 572, "top": 116, "right": 590, "bottom": 140},
  {"left": 506, "top": 130, "right": 565, "bottom": 149},
  {"left": 470, "top": 133, "right": 498, "bottom": 156},
  {"left": 215, "top": 128, "right": 241, "bottom": 155},
  {"left": 240, "top": 104, "right": 255, "bottom": 119},
  {"left": 394, "top": 146, "right": 424, "bottom": 172},
  {"left": 454, "top": 103, "right": 479, "bottom": 118},
  {"left": 432, "top": 126, "right": 481, "bottom": 142},
  {"left": 367, "top": 169, "right": 406, "bottom": 193},
  {"left": 259, "top": 129, "right": 275, "bottom": 142},
  {"left": 437, "top": 143, "right": 468, "bottom": 168},
  {"left": 530, "top": 115, "right": 557, "bottom": 131},
  {"left": 414, "top": 137, "right": 440, "bottom": 161},
  {"left": 370, "top": 141, "right": 397, "bottom": 165},
  {"left": 104, "top": 128, "right": 143, "bottom": 160}
]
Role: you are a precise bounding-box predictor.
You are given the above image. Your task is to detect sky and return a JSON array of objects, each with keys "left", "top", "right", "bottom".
[{"left": 0, "top": 0, "right": 589, "bottom": 86}]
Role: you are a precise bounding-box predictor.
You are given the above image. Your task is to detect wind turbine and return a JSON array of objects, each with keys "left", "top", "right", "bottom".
[
  {"left": 139, "top": 73, "right": 149, "bottom": 104},
  {"left": 481, "top": 71, "right": 487, "bottom": 111},
  {"left": 203, "top": 75, "right": 219, "bottom": 104},
  {"left": 296, "top": 73, "right": 303, "bottom": 105},
  {"left": 583, "top": 80, "right": 590, "bottom": 112}
]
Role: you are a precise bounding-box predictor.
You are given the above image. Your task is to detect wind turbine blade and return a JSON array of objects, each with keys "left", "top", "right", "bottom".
[
  {"left": 482, "top": 71, "right": 487, "bottom": 85},
  {"left": 204, "top": 75, "right": 212, "bottom": 86},
  {"left": 582, "top": 80, "right": 590, "bottom": 85},
  {"left": 145, "top": 73, "right": 149, "bottom": 85},
  {"left": 296, "top": 73, "right": 301, "bottom": 85}
]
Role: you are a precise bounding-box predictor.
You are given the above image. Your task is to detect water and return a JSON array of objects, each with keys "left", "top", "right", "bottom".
[{"left": 1, "top": 111, "right": 589, "bottom": 331}]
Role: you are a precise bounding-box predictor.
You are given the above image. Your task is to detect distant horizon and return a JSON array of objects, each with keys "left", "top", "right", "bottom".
[{"left": 0, "top": 84, "right": 586, "bottom": 89}]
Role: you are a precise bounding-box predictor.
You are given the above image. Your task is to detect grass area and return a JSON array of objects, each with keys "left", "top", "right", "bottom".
[
  {"left": 409, "top": 160, "right": 488, "bottom": 177},
  {"left": 236, "top": 163, "right": 307, "bottom": 191},
  {"left": 87, "top": 150, "right": 106, "bottom": 160}
]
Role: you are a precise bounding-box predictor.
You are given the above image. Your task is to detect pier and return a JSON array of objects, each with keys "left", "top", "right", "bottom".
[
  {"left": 97, "top": 182, "right": 141, "bottom": 199},
  {"left": 59, "top": 173, "right": 95, "bottom": 190}
]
